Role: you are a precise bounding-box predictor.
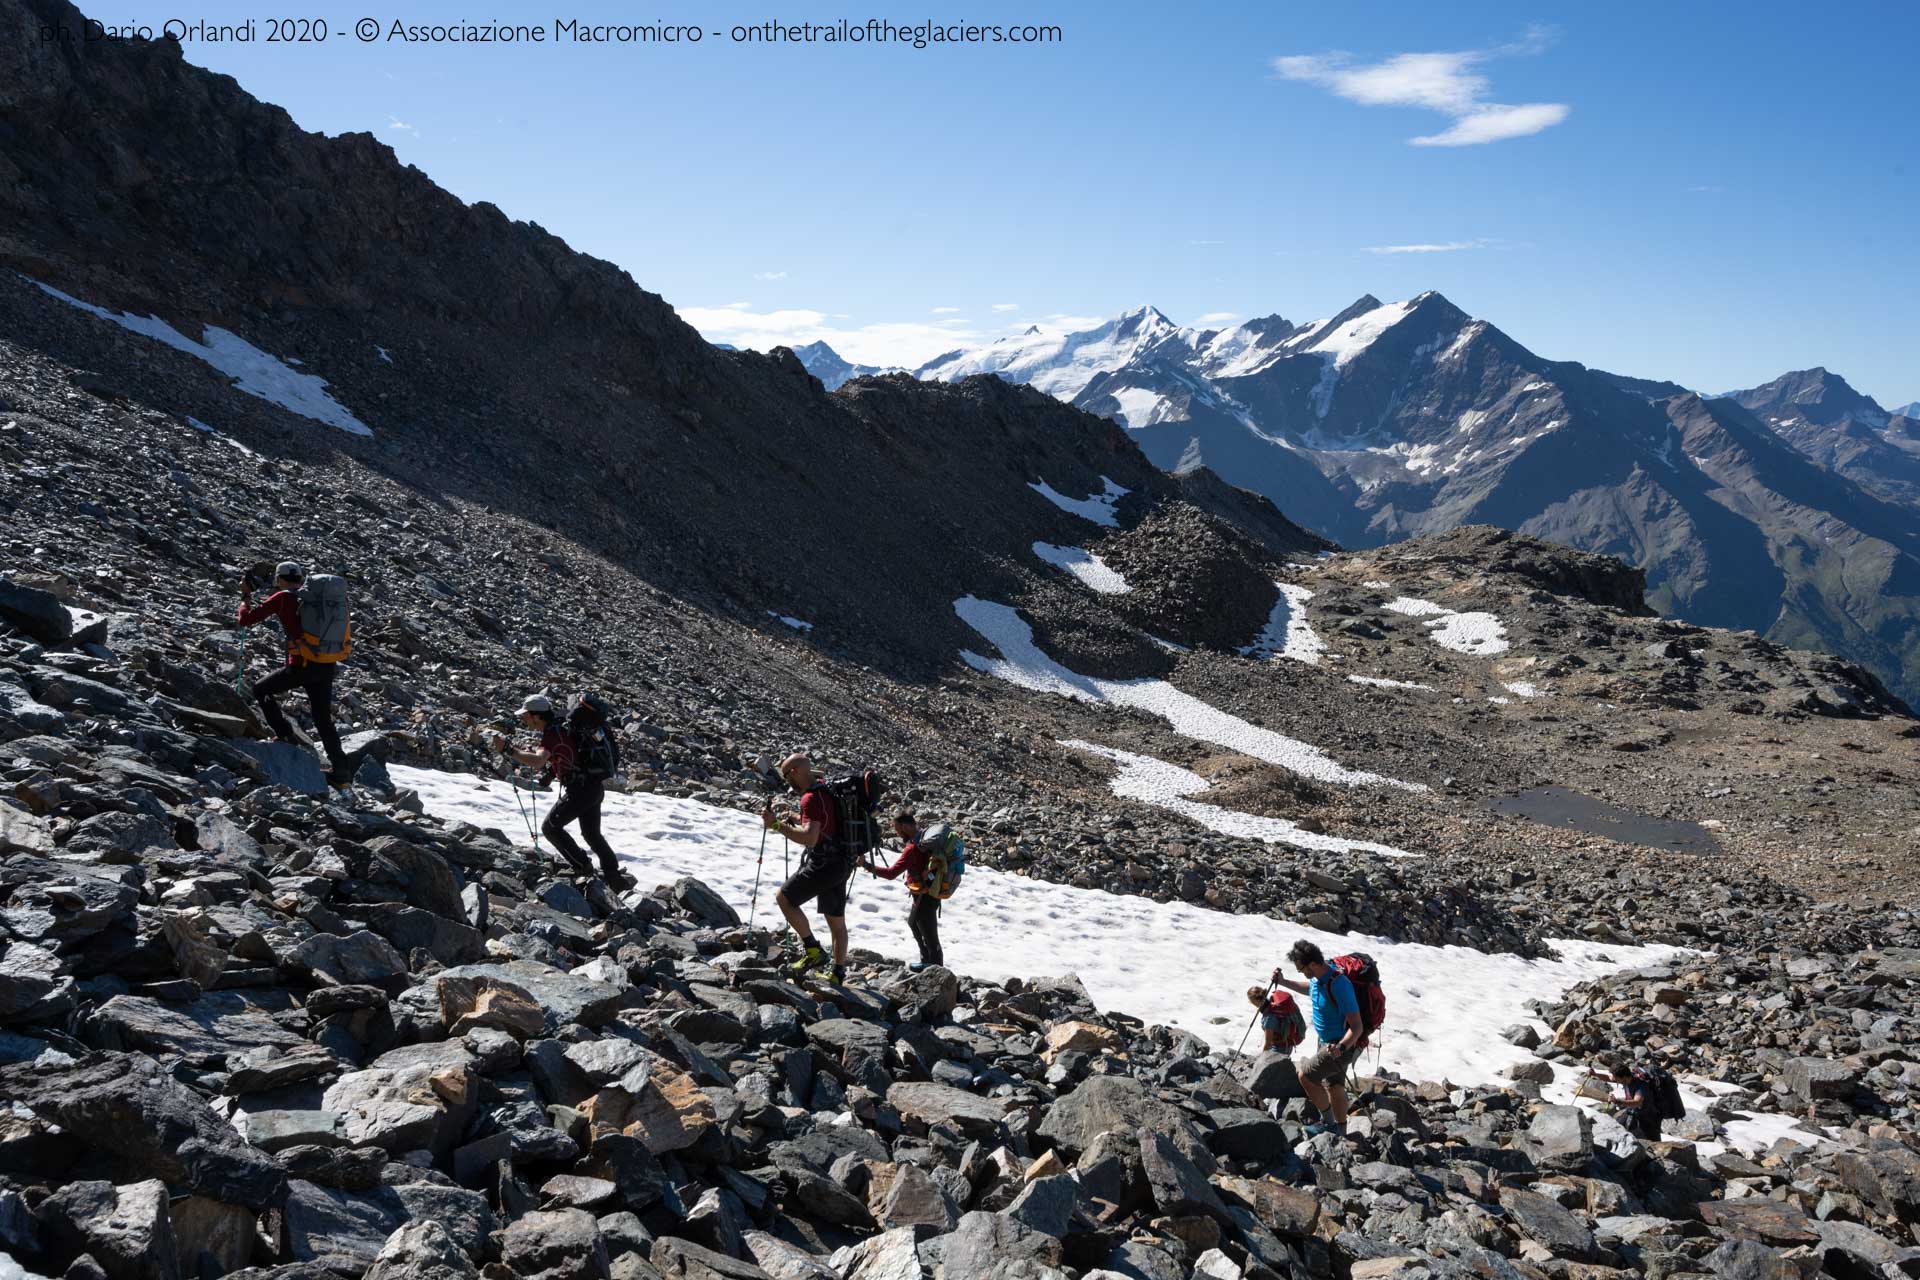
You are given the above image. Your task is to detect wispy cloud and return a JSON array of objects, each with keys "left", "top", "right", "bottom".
[
  {"left": 676, "top": 304, "right": 987, "bottom": 368},
  {"left": 1363, "top": 238, "right": 1494, "bottom": 254},
  {"left": 1187, "top": 238, "right": 1226, "bottom": 246},
  {"left": 388, "top": 117, "right": 418, "bottom": 134},
  {"left": 753, "top": 270, "right": 788, "bottom": 280},
  {"left": 930, "top": 306, "right": 962, "bottom": 314},
  {"left": 1194, "top": 311, "right": 1240, "bottom": 324},
  {"left": 1273, "top": 27, "right": 1568, "bottom": 147},
  {"left": 991, "top": 302, "right": 1020, "bottom": 312},
  {"left": 1687, "top": 184, "right": 1724, "bottom": 193}
]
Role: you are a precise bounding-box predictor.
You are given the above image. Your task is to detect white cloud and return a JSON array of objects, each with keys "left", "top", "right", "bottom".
[
  {"left": 677, "top": 303, "right": 988, "bottom": 368},
  {"left": 1194, "top": 311, "right": 1239, "bottom": 324},
  {"left": 991, "top": 303, "right": 1020, "bottom": 312},
  {"left": 388, "top": 117, "right": 418, "bottom": 134},
  {"left": 1412, "top": 103, "right": 1568, "bottom": 147},
  {"left": 931, "top": 306, "right": 962, "bottom": 314},
  {"left": 1187, "top": 238, "right": 1225, "bottom": 246},
  {"left": 753, "top": 270, "right": 788, "bottom": 280},
  {"left": 1363, "top": 238, "right": 1493, "bottom": 254},
  {"left": 1273, "top": 28, "right": 1567, "bottom": 147}
]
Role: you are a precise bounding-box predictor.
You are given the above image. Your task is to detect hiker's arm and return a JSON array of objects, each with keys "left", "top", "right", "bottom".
[
  {"left": 1339, "top": 1009, "right": 1364, "bottom": 1051},
  {"left": 1612, "top": 1090, "right": 1642, "bottom": 1108},
  {"left": 870, "top": 844, "right": 910, "bottom": 879},
  {"left": 761, "top": 803, "right": 822, "bottom": 847},
  {"left": 237, "top": 590, "right": 284, "bottom": 628},
  {"left": 1272, "top": 972, "right": 1308, "bottom": 996}
]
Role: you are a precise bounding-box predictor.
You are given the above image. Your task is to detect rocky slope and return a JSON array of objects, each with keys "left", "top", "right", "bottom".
[{"left": 2, "top": 626, "right": 1918, "bottom": 1280}]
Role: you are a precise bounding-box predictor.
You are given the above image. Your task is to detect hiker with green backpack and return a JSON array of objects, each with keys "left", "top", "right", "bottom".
[
  {"left": 866, "top": 809, "right": 964, "bottom": 971},
  {"left": 237, "top": 561, "right": 358, "bottom": 788}
]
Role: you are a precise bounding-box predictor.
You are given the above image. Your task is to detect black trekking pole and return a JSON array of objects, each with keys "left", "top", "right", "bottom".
[{"left": 749, "top": 822, "right": 770, "bottom": 925}]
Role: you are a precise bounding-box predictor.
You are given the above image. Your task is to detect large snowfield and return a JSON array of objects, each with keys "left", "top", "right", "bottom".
[{"left": 393, "top": 764, "right": 1674, "bottom": 1097}]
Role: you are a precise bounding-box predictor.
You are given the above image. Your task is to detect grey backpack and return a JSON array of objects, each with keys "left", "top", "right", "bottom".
[{"left": 295, "top": 574, "right": 352, "bottom": 663}]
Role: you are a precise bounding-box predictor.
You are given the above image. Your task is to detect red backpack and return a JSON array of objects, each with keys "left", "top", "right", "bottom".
[
  {"left": 1331, "top": 953, "right": 1386, "bottom": 1044},
  {"left": 1264, "top": 990, "right": 1306, "bottom": 1051}
]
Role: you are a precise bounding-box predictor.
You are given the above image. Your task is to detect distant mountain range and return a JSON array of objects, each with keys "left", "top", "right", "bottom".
[{"left": 790, "top": 299, "right": 1920, "bottom": 702}]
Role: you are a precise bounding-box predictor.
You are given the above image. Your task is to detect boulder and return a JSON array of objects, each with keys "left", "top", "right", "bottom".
[
  {"left": 1500, "top": 1188, "right": 1600, "bottom": 1262},
  {"left": 231, "top": 741, "right": 329, "bottom": 795},
  {"left": 1037, "top": 1075, "right": 1195, "bottom": 1158},
  {"left": 887, "top": 1081, "right": 1010, "bottom": 1138},
  {"left": 672, "top": 878, "right": 740, "bottom": 928},
  {"left": 1780, "top": 1057, "right": 1858, "bottom": 1102},
  {"left": 501, "top": 1210, "right": 611, "bottom": 1280},
  {"left": 0, "top": 1054, "right": 286, "bottom": 1208},
  {"left": 650, "top": 1236, "right": 776, "bottom": 1278},
  {"left": 1836, "top": 1146, "right": 1920, "bottom": 1224},
  {"left": 1234, "top": 1052, "right": 1303, "bottom": 1102},
  {"left": 0, "top": 578, "right": 73, "bottom": 645},
  {"left": 830, "top": 1227, "right": 927, "bottom": 1280},
  {"left": 40, "top": 1180, "right": 178, "bottom": 1280},
  {"left": 1138, "top": 1127, "right": 1230, "bottom": 1228},
  {"left": 1526, "top": 1105, "right": 1594, "bottom": 1174},
  {"left": 364, "top": 1221, "right": 478, "bottom": 1280}
]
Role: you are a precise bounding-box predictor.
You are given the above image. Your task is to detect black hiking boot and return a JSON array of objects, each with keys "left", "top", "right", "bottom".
[
  {"left": 831, "top": 963, "right": 846, "bottom": 985},
  {"left": 324, "top": 749, "right": 365, "bottom": 788}
]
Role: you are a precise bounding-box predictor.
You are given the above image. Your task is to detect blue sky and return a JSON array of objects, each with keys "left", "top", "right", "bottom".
[{"left": 124, "top": 0, "right": 1915, "bottom": 403}]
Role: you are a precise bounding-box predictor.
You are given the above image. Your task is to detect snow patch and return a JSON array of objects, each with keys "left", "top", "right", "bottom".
[
  {"left": 375, "top": 345, "right": 393, "bottom": 364},
  {"left": 1503, "top": 680, "right": 1543, "bottom": 698},
  {"left": 1028, "top": 476, "right": 1128, "bottom": 528},
  {"left": 1065, "top": 740, "right": 1417, "bottom": 858},
  {"left": 1033, "top": 542, "right": 1131, "bottom": 595},
  {"left": 394, "top": 763, "right": 1678, "bottom": 1081},
  {"left": 1348, "top": 675, "right": 1434, "bottom": 691},
  {"left": 1239, "top": 582, "right": 1324, "bottom": 664},
  {"left": 1106, "top": 386, "right": 1168, "bottom": 429},
  {"left": 766, "top": 612, "right": 814, "bottom": 632},
  {"left": 186, "top": 416, "right": 258, "bottom": 457},
  {"left": 1384, "top": 596, "right": 1513, "bottom": 657},
  {"left": 955, "top": 596, "right": 1425, "bottom": 792},
  {"left": 30, "top": 278, "right": 373, "bottom": 437}
]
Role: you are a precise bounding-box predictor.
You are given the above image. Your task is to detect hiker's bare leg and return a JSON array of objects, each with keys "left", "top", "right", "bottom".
[
  {"left": 1326, "top": 1081, "right": 1350, "bottom": 1124},
  {"left": 826, "top": 915, "right": 848, "bottom": 966},
  {"left": 1301, "top": 1076, "right": 1330, "bottom": 1117},
  {"left": 776, "top": 891, "right": 811, "bottom": 941}
]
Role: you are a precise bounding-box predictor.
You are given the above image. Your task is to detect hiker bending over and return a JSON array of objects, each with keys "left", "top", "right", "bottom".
[
  {"left": 1272, "top": 939, "right": 1364, "bottom": 1136},
  {"left": 238, "top": 561, "right": 353, "bottom": 785},
  {"left": 493, "top": 694, "right": 635, "bottom": 891},
  {"left": 1244, "top": 982, "right": 1305, "bottom": 1054},
  {"left": 765, "top": 752, "right": 850, "bottom": 982},
  {"left": 1602, "top": 1055, "right": 1664, "bottom": 1141},
  {"left": 868, "top": 809, "right": 942, "bottom": 970}
]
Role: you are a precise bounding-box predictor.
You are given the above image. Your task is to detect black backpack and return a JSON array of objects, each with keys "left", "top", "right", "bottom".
[
  {"left": 565, "top": 692, "right": 620, "bottom": 781},
  {"left": 808, "top": 769, "right": 887, "bottom": 864},
  {"left": 1634, "top": 1066, "right": 1686, "bottom": 1121}
]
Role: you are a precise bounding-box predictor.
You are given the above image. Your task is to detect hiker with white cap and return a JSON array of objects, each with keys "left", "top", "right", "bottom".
[
  {"left": 493, "top": 693, "right": 635, "bottom": 890},
  {"left": 238, "top": 560, "right": 357, "bottom": 786}
]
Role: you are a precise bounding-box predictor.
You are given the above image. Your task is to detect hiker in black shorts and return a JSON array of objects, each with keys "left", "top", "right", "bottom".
[{"left": 766, "top": 753, "right": 851, "bottom": 981}]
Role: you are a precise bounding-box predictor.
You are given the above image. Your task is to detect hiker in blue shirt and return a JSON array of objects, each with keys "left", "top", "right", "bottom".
[{"left": 1271, "top": 939, "right": 1364, "bottom": 1135}]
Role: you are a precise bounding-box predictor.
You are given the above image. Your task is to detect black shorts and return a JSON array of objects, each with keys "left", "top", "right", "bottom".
[{"left": 781, "top": 857, "right": 851, "bottom": 917}]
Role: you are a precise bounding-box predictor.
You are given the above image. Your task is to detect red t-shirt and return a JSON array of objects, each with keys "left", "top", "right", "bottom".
[
  {"left": 239, "top": 590, "right": 306, "bottom": 665},
  {"left": 540, "top": 724, "right": 577, "bottom": 781},
  {"left": 799, "top": 787, "right": 836, "bottom": 840},
  {"left": 874, "top": 840, "right": 928, "bottom": 892}
]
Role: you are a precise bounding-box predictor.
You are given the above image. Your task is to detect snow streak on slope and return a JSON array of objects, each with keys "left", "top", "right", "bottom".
[
  {"left": 1032, "top": 542, "right": 1131, "bottom": 594},
  {"left": 1348, "top": 675, "right": 1435, "bottom": 691},
  {"left": 955, "top": 596, "right": 1426, "bottom": 792},
  {"left": 1239, "top": 583, "right": 1325, "bottom": 664},
  {"left": 30, "top": 278, "right": 373, "bottom": 436},
  {"left": 394, "top": 765, "right": 1675, "bottom": 1084},
  {"left": 1063, "top": 740, "right": 1416, "bottom": 858},
  {"left": 1028, "top": 476, "right": 1128, "bottom": 527}
]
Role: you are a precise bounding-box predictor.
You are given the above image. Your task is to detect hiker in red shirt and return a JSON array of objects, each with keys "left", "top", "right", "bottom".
[
  {"left": 238, "top": 561, "right": 352, "bottom": 783},
  {"left": 868, "top": 810, "right": 943, "bottom": 970},
  {"left": 492, "top": 694, "right": 634, "bottom": 890},
  {"left": 765, "top": 752, "right": 851, "bottom": 982}
]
